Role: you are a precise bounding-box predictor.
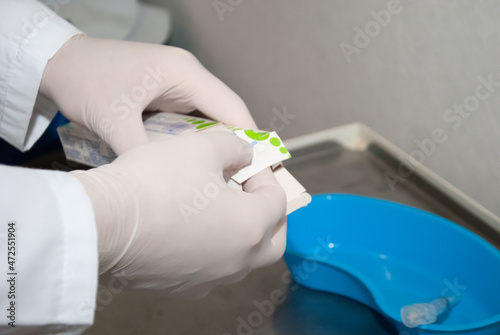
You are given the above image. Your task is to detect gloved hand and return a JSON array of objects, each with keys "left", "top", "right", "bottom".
[
  {"left": 70, "top": 131, "right": 287, "bottom": 298},
  {"left": 40, "top": 34, "right": 257, "bottom": 155}
]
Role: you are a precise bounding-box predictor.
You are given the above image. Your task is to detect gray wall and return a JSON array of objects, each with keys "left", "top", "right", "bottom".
[{"left": 146, "top": 0, "right": 500, "bottom": 216}]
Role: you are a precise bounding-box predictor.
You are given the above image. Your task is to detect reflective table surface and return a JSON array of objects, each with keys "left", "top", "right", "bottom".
[{"left": 18, "top": 134, "right": 494, "bottom": 335}]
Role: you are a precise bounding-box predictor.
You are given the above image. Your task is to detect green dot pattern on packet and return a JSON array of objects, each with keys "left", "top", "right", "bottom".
[
  {"left": 270, "top": 138, "right": 281, "bottom": 146},
  {"left": 269, "top": 136, "right": 288, "bottom": 154},
  {"left": 182, "top": 118, "right": 217, "bottom": 129},
  {"left": 244, "top": 130, "right": 289, "bottom": 156},
  {"left": 244, "top": 130, "right": 270, "bottom": 141},
  {"left": 196, "top": 122, "right": 217, "bottom": 129}
]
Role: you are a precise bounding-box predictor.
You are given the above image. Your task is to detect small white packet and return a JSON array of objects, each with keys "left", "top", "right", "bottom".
[
  {"left": 57, "top": 112, "right": 310, "bottom": 214},
  {"left": 230, "top": 129, "right": 290, "bottom": 184}
]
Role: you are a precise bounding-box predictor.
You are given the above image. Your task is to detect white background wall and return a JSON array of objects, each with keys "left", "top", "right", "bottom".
[{"left": 147, "top": 0, "right": 500, "bottom": 217}]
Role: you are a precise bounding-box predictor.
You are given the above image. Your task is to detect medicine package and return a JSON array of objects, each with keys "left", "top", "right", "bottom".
[{"left": 57, "top": 112, "right": 311, "bottom": 214}]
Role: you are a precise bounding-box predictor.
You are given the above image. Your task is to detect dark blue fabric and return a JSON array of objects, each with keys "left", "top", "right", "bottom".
[{"left": 0, "top": 112, "right": 68, "bottom": 165}]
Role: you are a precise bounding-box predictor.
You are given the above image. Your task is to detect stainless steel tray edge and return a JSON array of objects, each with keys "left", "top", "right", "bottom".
[{"left": 284, "top": 122, "right": 500, "bottom": 235}]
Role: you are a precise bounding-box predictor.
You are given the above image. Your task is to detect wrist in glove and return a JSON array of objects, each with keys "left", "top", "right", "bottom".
[{"left": 71, "top": 132, "right": 287, "bottom": 298}]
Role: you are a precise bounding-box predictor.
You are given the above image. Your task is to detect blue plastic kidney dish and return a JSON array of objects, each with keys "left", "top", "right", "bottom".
[{"left": 284, "top": 194, "right": 500, "bottom": 335}]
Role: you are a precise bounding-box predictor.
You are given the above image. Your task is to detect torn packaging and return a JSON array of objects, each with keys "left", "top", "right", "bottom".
[{"left": 57, "top": 112, "right": 311, "bottom": 214}]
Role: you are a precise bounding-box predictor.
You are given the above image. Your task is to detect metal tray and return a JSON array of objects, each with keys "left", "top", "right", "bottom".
[
  {"left": 36, "top": 122, "right": 496, "bottom": 335},
  {"left": 283, "top": 122, "right": 500, "bottom": 249}
]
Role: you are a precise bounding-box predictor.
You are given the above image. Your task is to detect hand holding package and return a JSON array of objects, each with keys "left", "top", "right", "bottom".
[{"left": 71, "top": 132, "right": 287, "bottom": 298}]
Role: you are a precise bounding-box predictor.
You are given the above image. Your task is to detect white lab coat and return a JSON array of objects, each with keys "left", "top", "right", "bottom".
[{"left": 0, "top": 1, "right": 98, "bottom": 334}]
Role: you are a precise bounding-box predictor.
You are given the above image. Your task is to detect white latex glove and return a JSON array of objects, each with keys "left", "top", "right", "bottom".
[
  {"left": 40, "top": 34, "right": 257, "bottom": 155},
  {"left": 71, "top": 131, "right": 287, "bottom": 298}
]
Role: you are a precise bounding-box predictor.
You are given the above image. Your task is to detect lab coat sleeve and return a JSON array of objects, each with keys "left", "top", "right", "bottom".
[
  {"left": 0, "top": 164, "right": 98, "bottom": 335},
  {"left": 0, "top": 0, "right": 82, "bottom": 152}
]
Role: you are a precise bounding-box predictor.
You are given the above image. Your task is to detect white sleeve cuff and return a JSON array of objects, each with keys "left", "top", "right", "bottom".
[
  {"left": 0, "top": 164, "right": 98, "bottom": 333},
  {"left": 0, "top": 0, "right": 82, "bottom": 152}
]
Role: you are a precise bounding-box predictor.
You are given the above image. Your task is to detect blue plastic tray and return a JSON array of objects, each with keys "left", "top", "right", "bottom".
[{"left": 284, "top": 194, "right": 500, "bottom": 335}]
